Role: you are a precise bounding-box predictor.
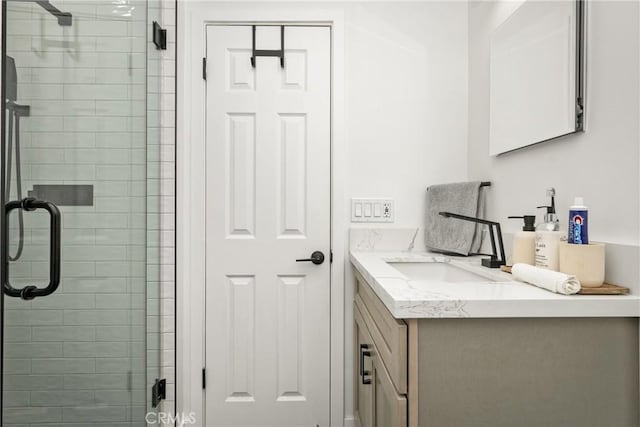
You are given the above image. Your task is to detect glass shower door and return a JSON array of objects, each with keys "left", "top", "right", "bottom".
[{"left": 1, "top": 0, "right": 158, "bottom": 425}]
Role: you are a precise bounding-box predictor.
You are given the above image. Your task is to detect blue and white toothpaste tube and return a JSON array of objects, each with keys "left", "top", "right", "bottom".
[{"left": 568, "top": 197, "right": 588, "bottom": 244}]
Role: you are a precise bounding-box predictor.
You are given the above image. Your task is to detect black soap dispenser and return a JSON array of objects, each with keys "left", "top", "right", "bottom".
[{"left": 507, "top": 215, "right": 537, "bottom": 265}]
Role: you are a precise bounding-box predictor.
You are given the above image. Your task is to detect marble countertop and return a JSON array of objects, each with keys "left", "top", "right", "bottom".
[{"left": 350, "top": 251, "right": 640, "bottom": 319}]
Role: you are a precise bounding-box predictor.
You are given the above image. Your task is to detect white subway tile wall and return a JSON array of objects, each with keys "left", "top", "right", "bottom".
[
  {"left": 154, "top": 0, "right": 176, "bottom": 420},
  {"left": 2, "top": 0, "right": 168, "bottom": 425},
  {"left": 146, "top": 0, "right": 177, "bottom": 422}
]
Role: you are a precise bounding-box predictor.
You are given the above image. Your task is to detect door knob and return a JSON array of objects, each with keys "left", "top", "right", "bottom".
[{"left": 296, "top": 251, "right": 325, "bottom": 265}]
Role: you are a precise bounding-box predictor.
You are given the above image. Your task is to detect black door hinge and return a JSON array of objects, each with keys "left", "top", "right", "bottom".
[
  {"left": 202, "top": 368, "right": 206, "bottom": 389},
  {"left": 151, "top": 378, "right": 166, "bottom": 408},
  {"left": 153, "top": 22, "right": 167, "bottom": 50},
  {"left": 202, "top": 58, "right": 207, "bottom": 80},
  {"left": 330, "top": 250, "right": 333, "bottom": 263},
  {"left": 576, "top": 97, "right": 584, "bottom": 131}
]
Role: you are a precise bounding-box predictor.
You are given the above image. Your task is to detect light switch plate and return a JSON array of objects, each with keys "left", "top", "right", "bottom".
[{"left": 351, "top": 198, "right": 394, "bottom": 223}]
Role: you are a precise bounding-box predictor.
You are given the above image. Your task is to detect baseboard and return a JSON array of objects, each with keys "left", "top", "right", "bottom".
[{"left": 343, "top": 416, "right": 356, "bottom": 427}]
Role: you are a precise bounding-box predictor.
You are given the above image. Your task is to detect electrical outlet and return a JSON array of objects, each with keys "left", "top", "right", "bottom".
[
  {"left": 351, "top": 198, "right": 394, "bottom": 223},
  {"left": 382, "top": 201, "right": 393, "bottom": 219}
]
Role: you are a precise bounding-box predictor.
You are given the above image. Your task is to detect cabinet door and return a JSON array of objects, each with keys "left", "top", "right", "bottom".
[
  {"left": 356, "top": 273, "right": 408, "bottom": 394},
  {"left": 354, "top": 304, "right": 375, "bottom": 427},
  {"left": 373, "top": 351, "right": 407, "bottom": 427}
]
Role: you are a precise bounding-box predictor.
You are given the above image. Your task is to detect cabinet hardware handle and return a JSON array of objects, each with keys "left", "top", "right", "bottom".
[{"left": 360, "top": 344, "right": 372, "bottom": 385}]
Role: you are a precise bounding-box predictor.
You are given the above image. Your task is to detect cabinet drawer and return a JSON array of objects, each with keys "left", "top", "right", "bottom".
[
  {"left": 355, "top": 302, "right": 408, "bottom": 427},
  {"left": 355, "top": 272, "right": 408, "bottom": 394},
  {"left": 354, "top": 303, "right": 375, "bottom": 427},
  {"left": 373, "top": 348, "right": 408, "bottom": 427}
]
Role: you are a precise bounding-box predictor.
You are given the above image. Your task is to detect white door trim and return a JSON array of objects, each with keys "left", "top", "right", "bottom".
[{"left": 176, "top": 4, "right": 346, "bottom": 426}]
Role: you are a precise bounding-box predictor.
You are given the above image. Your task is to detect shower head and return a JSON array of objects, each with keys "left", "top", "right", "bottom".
[
  {"left": 34, "top": 1, "right": 72, "bottom": 26},
  {"left": 6, "top": 56, "right": 17, "bottom": 102},
  {"left": 5, "top": 56, "right": 30, "bottom": 116}
]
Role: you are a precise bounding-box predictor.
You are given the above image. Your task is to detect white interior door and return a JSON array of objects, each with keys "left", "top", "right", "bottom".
[{"left": 205, "top": 25, "right": 331, "bottom": 427}]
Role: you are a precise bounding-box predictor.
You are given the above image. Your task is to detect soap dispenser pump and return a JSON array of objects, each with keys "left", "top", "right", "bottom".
[
  {"left": 535, "top": 188, "right": 563, "bottom": 270},
  {"left": 536, "top": 188, "right": 560, "bottom": 232},
  {"left": 508, "top": 215, "right": 536, "bottom": 265}
]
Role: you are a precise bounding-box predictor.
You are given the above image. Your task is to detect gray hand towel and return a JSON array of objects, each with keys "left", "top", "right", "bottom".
[
  {"left": 469, "top": 187, "right": 486, "bottom": 253},
  {"left": 425, "top": 181, "right": 486, "bottom": 256}
]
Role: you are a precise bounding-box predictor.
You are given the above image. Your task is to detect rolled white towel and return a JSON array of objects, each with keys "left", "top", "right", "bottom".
[{"left": 512, "top": 263, "right": 581, "bottom": 295}]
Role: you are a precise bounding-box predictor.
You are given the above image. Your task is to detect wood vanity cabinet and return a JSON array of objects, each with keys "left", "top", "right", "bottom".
[
  {"left": 355, "top": 301, "right": 408, "bottom": 427},
  {"left": 354, "top": 270, "right": 412, "bottom": 427},
  {"left": 353, "top": 270, "right": 640, "bottom": 427}
]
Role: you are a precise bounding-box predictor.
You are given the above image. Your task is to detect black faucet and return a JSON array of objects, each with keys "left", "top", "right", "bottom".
[{"left": 439, "top": 212, "right": 506, "bottom": 268}]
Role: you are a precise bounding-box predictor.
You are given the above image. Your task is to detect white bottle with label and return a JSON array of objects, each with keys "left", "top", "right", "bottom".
[
  {"left": 535, "top": 189, "right": 563, "bottom": 271},
  {"left": 508, "top": 215, "right": 537, "bottom": 265}
]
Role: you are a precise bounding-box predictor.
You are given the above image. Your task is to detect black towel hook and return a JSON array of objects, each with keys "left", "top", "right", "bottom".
[{"left": 251, "top": 25, "right": 285, "bottom": 68}]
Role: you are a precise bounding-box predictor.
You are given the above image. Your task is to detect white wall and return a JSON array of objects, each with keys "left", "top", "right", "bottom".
[
  {"left": 342, "top": 2, "right": 469, "bottom": 423},
  {"left": 345, "top": 2, "right": 469, "bottom": 227},
  {"left": 468, "top": 0, "right": 640, "bottom": 247}
]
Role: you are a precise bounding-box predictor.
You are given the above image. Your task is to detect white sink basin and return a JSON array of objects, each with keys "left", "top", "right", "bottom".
[{"left": 388, "top": 261, "right": 497, "bottom": 283}]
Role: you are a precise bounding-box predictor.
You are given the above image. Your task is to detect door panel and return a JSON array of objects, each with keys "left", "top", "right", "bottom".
[{"left": 205, "top": 25, "right": 331, "bottom": 426}]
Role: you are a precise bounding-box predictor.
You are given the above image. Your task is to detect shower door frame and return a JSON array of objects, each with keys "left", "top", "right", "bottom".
[
  {"left": 1, "top": 0, "right": 8, "bottom": 418},
  {"left": 0, "top": 1, "right": 164, "bottom": 422}
]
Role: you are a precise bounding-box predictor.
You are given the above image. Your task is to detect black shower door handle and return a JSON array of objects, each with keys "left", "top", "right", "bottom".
[{"left": 4, "top": 197, "right": 61, "bottom": 300}]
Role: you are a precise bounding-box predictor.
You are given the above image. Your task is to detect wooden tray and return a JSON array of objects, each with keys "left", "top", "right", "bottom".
[
  {"left": 499, "top": 266, "right": 630, "bottom": 295},
  {"left": 575, "top": 283, "right": 630, "bottom": 295}
]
